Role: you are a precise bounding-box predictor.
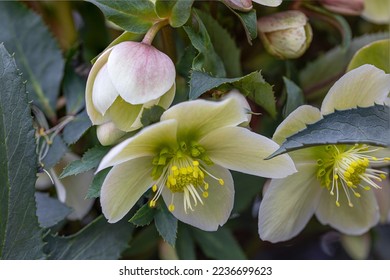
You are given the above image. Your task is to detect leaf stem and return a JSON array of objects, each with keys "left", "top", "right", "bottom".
[{"left": 142, "top": 20, "right": 169, "bottom": 45}]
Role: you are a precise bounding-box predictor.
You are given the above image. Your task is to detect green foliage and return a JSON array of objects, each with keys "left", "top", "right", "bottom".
[
  {"left": 268, "top": 105, "right": 390, "bottom": 159},
  {"left": 140, "top": 105, "right": 165, "bottom": 127},
  {"left": 35, "top": 192, "right": 71, "bottom": 228},
  {"left": 189, "top": 71, "right": 276, "bottom": 118},
  {"left": 88, "top": 0, "right": 159, "bottom": 33},
  {"left": 62, "top": 110, "right": 92, "bottom": 145},
  {"left": 154, "top": 203, "right": 178, "bottom": 247},
  {"left": 60, "top": 145, "right": 110, "bottom": 178},
  {"left": 45, "top": 215, "right": 133, "bottom": 259},
  {"left": 193, "top": 227, "right": 246, "bottom": 260},
  {"left": 41, "top": 135, "right": 68, "bottom": 170},
  {"left": 0, "top": 1, "right": 64, "bottom": 120},
  {"left": 129, "top": 204, "right": 156, "bottom": 227},
  {"left": 155, "top": 0, "right": 194, "bottom": 28},
  {"left": 348, "top": 39, "right": 390, "bottom": 73},
  {"left": 282, "top": 77, "right": 305, "bottom": 118},
  {"left": 0, "top": 44, "right": 45, "bottom": 259},
  {"left": 228, "top": 9, "right": 257, "bottom": 45},
  {"left": 176, "top": 224, "right": 196, "bottom": 260},
  {"left": 86, "top": 168, "right": 111, "bottom": 199}
]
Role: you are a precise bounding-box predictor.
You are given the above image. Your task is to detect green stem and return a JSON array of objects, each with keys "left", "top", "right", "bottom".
[{"left": 142, "top": 20, "right": 169, "bottom": 45}]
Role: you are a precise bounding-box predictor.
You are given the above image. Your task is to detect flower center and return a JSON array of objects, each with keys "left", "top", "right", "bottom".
[
  {"left": 316, "top": 144, "right": 389, "bottom": 207},
  {"left": 149, "top": 142, "right": 224, "bottom": 213}
]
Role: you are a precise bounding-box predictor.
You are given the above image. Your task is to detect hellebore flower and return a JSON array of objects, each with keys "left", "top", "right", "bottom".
[
  {"left": 258, "top": 64, "right": 390, "bottom": 243},
  {"left": 257, "top": 10, "right": 313, "bottom": 59},
  {"left": 97, "top": 96, "right": 296, "bottom": 231},
  {"left": 86, "top": 41, "right": 176, "bottom": 145},
  {"left": 362, "top": 0, "right": 390, "bottom": 24}
]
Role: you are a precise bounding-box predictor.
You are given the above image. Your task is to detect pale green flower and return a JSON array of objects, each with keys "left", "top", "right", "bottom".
[
  {"left": 362, "top": 0, "right": 390, "bottom": 24},
  {"left": 97, "top": 96, "right": 296, "bottom": 231},
  {"left": 259, "top": 64, "right": 390, "bottom": 243}
]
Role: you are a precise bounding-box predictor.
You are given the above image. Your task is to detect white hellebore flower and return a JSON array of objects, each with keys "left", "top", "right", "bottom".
[
  {"left": 97, "top": 96, "right": 296, "bottom": 231},
  {"left": 86, "top": 41, "right": 176, "bottom": 145},
  {"left": 258, "top": 64, "right": 390, "bottom": 243},
  {"left": 222, "top": 0, "right": 282, "bottom": 11}
]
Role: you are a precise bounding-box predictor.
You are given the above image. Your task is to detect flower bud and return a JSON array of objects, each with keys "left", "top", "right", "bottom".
[
  {"left": 222, "top": 0, "right": 253, "bottom": 11},
  {"left": 362, "top": 0, "right": 390, "bottom": 24},
  {"left": 257, "top": 10, "right": 313, "bottom": 59},
  {"left": 320, "top": 0, "right": 364, "bottom": 16},
  {"left": 86, "top": 41, "right": 175, "bottom": 145},
  {"left": 252, "top": 0, "right": 282, "bottom": 7}
]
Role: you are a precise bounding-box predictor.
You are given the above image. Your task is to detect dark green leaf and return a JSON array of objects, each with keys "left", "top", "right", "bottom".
[
  {"left": 193, "top": 227, "right": 246, "bottom": 260},
  {"left": 155, "top": 0, "right": 194, "bottom": 28},
  {"left": 176, "top": 224, "right": 196, "bottom": 260},
  {"left": 268, "top": 105, "right": 390, "bottom": 159},
  {"left": 154, "top": 203, "right": 178, "bottom": 246},
  {"left": 183, "top": 10, "right": 226, "bottom": 77},
  {"left": 0, "top": 44, "right": 45, "bottom": 259},
  {"left": 89, "top": 0, "right": 159, "bottom": 33},
  {"left": 45, "top": 215, "right": 133, "bottom": 260},
  {"left": 189, "top": 71, "right": 276, "bottom": 117},
  {"left": 129, "top": 204, "right": 156, "bottom": 227},
  {"left": 374, "top": 225, "right": 390, "bottom": 259},
  {"left": 0, "top": 1, "right": 64, "bottom": 120},
  {"left": 35, "top": 192, "right": 71, "bottom": 228},
  {"left": 86, "top": 168, "right": 111, "bottom": 199},
  {"left": 196, "top": 9, "right": 242, "bottom": 77},
  {"left": 282, "top": 77, "right": 305, "bottom": 118},
  {"left": 63, "top": 63, "right": 86, "bottom": 115},
  {"left": 62, "top": 110, "right": 92, "bottom": 145},
  {"left": 232, "top": 171, "right": 264, "bottom": 213},
  {"left": 60, "top": 145, "right": 110, "bottom": 178},
  {"left": 41, "top": 135, "right": 68, "bottom": 170},
  {"left": 124, "top": 224, "right": 159, "bottom": 257},
  {"left": 140, "top": 105, "right": 165, "bottom": 127},
  {"left": 228, "top": 9, "right": 257, "bottom": 45},
  {"left": 300, "top": 33, "right": 388, "bottom": 99}
]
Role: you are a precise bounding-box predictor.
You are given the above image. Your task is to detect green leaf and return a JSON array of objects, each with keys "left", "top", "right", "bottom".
[
  {"left": 62, "top": 110, "right": 92, "bottom": 145},
  {"left": 124, "top": 224, "right": 159, "bottom": 257},
  {"left": 0, "top": 44, "right": 45, "bottom": 259},
  {"left": 155, "top": 0, "right": 194, "bottom": 28},
  {"left": 35, "top": 192, "right": 71, "bottom": 228},
  {"left": 267, "top": 105, "right": 390, "bottom": 159},
  {"left": 62, "top": 61, "right": 86, "bottom": 115},
  {"left": 193, "top": 227, "right": 246, "bottom": 260},
  {"left": 183, "top": 10, "right": 226, "bottom": 77},
  {"left": 189, "top": 71, "right": 276, "bottom": 118},
  {"left": 282, "top": 77, "right": 305, "bottom": 118},
  {"left": 41, "top": 135, "right": 68, "bottom": 170},
  {"left": 140, "top": 105, "right": 165, "bottom": 127},
  {"left": 300, "top": 33, "right": 388, "bottom": 100},
  {"left": 129, "top": 204, "right": 156, "bottom": 227},
  {"left": 196, "top": 9, "right": 242, "bottom": 77},
  {"left": 176, "top": 224, "right": 196, "bottom": 260},
  {"left": 227, "top": 8, "right": 257, "bottom": 45},
  {"left": 89, "top": 0, "right": 159, "bottom": 33},
  {"left": 0, "top": 1, "right": 64, "bottom": 120},
  {"left": 348, "top": 39, "right": 390, "bottom": 73},
  {"left": 154, "top": 202, "right": 178, "bottom": 246},
  {"left": 232, "top": 171, "right": 265, "bottom": 213},
  {"left": 86, "top": 168, "right": 111, "bottom": 199},
  {"left": 60, "top": 145, "right": 111, "bottom": 178},
  {"left": 45, "top": 215, "right": 133, "bottom": 259}
]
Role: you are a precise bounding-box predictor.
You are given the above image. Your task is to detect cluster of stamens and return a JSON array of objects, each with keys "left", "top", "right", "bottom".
[
  {"left": 316, "top": 144, "right": 389, "bottom": 208},
  {"left": 149, "top": 142, "right": 224, "bottom": 213}
]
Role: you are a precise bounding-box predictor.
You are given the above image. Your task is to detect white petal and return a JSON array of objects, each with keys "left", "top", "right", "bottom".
[
  {"left": 157, "top": 83, "right": 176, "bottom": 110},
  {"left": 272, "top": 105, "right": 322, "bottom": 145},
  {"left": 373, "top": 177, "right": 390, "bottom": 223},
  {"left": 108, "top": 41, "right": 175, "bottom": 104},
  {"left": 106, "top": 96, "right": 143, "bottom": 132},
  {"left": 52, "top": 153, "right": 95, "bottom": 220},
  {"left": 161, "top": 164, "right": 234, "bottom": 231},
  {"left": 96, "top": 122, "right": 127, "bottom": 146},
  {"left": 85, "top": 47, "right": 112, "bottom": 124},
  {"left": 92, "top": 64, "right": 119, "bottom": 115},
  {"left": 321, "top": 64, "right": 390, "bottom": 115},
  {"left": 258, "top": 163, "right": 322, "bottom": 243},
  {"left": 161, "top": 97, "right": 248, "bottom": 140},
  {"left": 252, "top": 0, "right": 282, "bottom": 7},
  {"left": 199, "top": 126, "right": 296, "bottom": 178},
  {"left": 315, "top": 188, "right": 380, "bottom": 235},
  {"left": 221, "top": 90, "right": 252, "bottom": 125},
  {"left": 100, "top": 157, "right": 154, "bottom": 223},
  {"left": 341, "top": 233, "right": 371, "bottom": 260},
  {"left": 97, "top": 119, "right": 178, "bottom": 171}
]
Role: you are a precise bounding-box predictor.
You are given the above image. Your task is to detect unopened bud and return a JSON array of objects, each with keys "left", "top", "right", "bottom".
[
  {"left": 222, "top": 0, "right": 253, "bottom": 11},
  {"left": 320, "top": 0, "right": 364, "bottom": 16}
]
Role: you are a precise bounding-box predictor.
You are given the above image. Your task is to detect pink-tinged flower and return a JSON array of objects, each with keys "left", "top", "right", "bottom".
[
  {"left": 258, "top": 64, "right": 390, "bottom": 243},
  {"left": 97, "top": 96, "right": 296, "bottom": 231},
  {"left": 86, "top": 41, "right": 175, "bottom": 145},
  {"left": 320, "top": 0, "right": 364, "bottom": 15},
  {"left": 257, "top": 10, "right": 313, "bottom": 59},
  {"left": 222, "top": 0, "right": 282, "bottom": 11}
]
